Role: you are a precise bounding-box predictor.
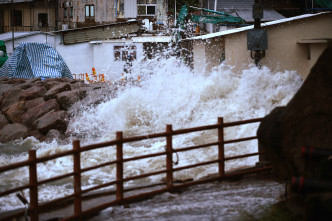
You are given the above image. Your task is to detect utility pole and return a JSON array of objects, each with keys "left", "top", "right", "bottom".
[
  {"left": 175, "top": 0, "right": 177, "bottom": 26},
  {"left": 11, "top": 0, "right": 14, "bottom": 53}
]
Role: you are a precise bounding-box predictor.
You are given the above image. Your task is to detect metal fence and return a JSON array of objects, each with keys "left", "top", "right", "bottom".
[{"left": 0, "top": 117, "right": 270, "bottom": 221}]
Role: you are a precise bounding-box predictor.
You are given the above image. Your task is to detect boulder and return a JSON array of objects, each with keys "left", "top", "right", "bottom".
[
  {"left": 4, "top": 101, "right": 26, "bottom": 123},
  {"left": 45, "top": 129, "right": 64, "bottom": 143},
  {"left": 0, "top": 113, "right": 9, "bottom": 130},
  {"left": 21, "top": 78, "right": 43, "bottom": 90},
  {"left": 0, "top": 83, "right": 12, "bottom": 97},
  {"left": 257, "top": 47, "right": 332, "bottom": 181},
  {"left": 44, "top": 83, "right": 71, "bottom": 100},
  {"left": 0, "top": 123, "right": 28, "bottom": 143},
  {"left": 28, "top": 130, "right": 46, "bottom": 142},
  {"left": 35, "top": 110, "right": 68, "bottom": 134},
  {"left": 21, "top": 99, "right": 60, "bottom": 126},
  {"left": 1, "top": 78, "right": 26, "bottom": 85},
  {"left": 25, "top": 97, "right": 45, "bottom": 110},
  {"left": 56, "top": 89, "right": 87, "bottom": 110},
  {"left": 0, "top": 86, "right": 24, "bottom": 111},
  {"left": 19, "top": 85, "right": 47, "bottom": 101},
  {"left": 70, "top": 81, "right": 89, "bottom": 90},
  {"left": 257, "top": 47, "right": 332, "bottom": 220}
]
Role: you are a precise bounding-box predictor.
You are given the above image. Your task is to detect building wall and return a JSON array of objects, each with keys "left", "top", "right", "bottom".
[
  {"left": 224, "top": 13, "right": 332, "bottom": 79},
  {"left": 205, "top": 37, "right": 224, "bottom": 73},
  {"left": 193, "top": 37, "right": 225, "bottom": 74},
  {"left": 3, "top": 33, "right": 54, "bottom": 56},
  {"left": 0, "top": 1, "right": 56, "bottom": 32},
  {"left": 193, "top": 40, "right": 207, "bottom": 75}
]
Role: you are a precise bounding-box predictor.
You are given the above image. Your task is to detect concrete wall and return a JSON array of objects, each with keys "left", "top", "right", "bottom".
[
  {"left": 193, "top": 37, "right": 225, "bottom": 74},
  {"left": 193, "top": 40, "right": 207, "bottom": 75},
  {"left": 4, "top": 33, "right": 54, "bottom": 56},
  {"left": 205, "top": 37, "right": 224, "bottom": 72},
  {"left": 224, "top": 13, "right": 332, "bottom": 79}
]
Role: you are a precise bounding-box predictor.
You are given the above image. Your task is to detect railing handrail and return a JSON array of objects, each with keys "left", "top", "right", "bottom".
[{"left": 0, "top": 117, "right": 267, "bottom": 221}]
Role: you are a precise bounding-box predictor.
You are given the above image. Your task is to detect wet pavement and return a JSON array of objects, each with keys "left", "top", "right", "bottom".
[{"left": 89, "top": 177, "right": 285, "bottom": 221}]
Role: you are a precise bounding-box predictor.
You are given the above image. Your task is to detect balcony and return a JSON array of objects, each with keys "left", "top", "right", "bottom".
[{"left": 0, "top": 26, "right": 56, "bottom": 33}]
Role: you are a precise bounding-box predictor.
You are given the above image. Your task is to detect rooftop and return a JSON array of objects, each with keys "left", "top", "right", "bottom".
[
  {"left": 188, "top": 12, "right": 329, "bottom": 40},
  {"left": 0, "top": 31, "right": 49, "bottom": 41}
]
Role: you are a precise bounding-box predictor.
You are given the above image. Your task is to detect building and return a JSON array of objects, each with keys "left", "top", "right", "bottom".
[
  {"left": 0, "top": 1, "right": 169, "bottom": 33},
  {"left": 0, "top": 0, "right": 57, "bottom": 33},
  {"left": 58, "top": 0, "right": 168, "bottom": 31},
  {"left": 188, "top": 12, "right": 332, "bottom": 79}
]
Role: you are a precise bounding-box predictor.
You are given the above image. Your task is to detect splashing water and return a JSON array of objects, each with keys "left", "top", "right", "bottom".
[{"left": 0, "top": 55, "right": 302, "bottom": 211}]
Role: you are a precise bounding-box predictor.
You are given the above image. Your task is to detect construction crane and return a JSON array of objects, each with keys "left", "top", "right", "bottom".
[{"left": 172, "top": 4, "right": 245, "bottom": 42}]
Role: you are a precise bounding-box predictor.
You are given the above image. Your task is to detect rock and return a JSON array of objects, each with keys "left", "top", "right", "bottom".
[
  {"left": 25, "top": 97, "right": 45, "bottom": 110},
  {"left": 44, "top": 80, "right": 62, "bottom": 90},
  {"left": 21, "top": 78, "right": 43, "bottom": 89},
  {"left": 257, "top": 46, "right": 332, "bottom": 181},
  {"left": 70, "top": 81, "right": 89, "bottom": 90},
  {"left": 0, "top": 113, "right": 9, "bottom": 130},
  {"left": 0, "top": 123, "right": 28, "bottom": 143},
  {"left": 4, "top": 101, "right": 26, "bottom": 123},
  {"left": 19, "top": 85, "right": 47, "bottom": 101},
  {"left": 35, "top": 110, "right": 68, "bottom": 134},
  {"left": 0, "top": 83, "right": 12, "bottom": 97},
  {"left": 44, "top": 83, "right": 71, "bottom": 100},
  {"left": 45, "top": 129, "right": 64, "bottom": 143},
  {"left": 56, "top": 89, "right": 87, "bottom": 110},
  {"left": 22, "top": 99, "right": 60, "bottom": 126},
  {"left": 305, "top": 192, "right": 332, "bottom": 221},
  {"left": 28, "top": 130, "right": 46, "bottom": 142},
  {"left": 1, "top": 78, "right": 27, "bottom": 85},
  {"left": 0, "top": 86, "right": 24, "bottom": 111}
]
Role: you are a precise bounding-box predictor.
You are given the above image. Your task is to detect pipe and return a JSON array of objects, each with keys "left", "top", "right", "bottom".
[
  {"left": 11, "top": 0, "right": 14, "bottom": 53},
  {"left": 115, "top": 0, "right": 118, "bottom": 21},
  {"left": 175, "top": 0, "right": 177, "bottom": 26},
  {"left": 301, "top": 146, "right": 332, "bottom": 160}
]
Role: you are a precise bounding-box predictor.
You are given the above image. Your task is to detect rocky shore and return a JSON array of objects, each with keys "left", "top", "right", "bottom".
[{"left": 0, "top": 77, "right": 115, "bottom": 143}]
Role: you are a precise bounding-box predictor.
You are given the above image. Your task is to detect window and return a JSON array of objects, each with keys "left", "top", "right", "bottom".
[
  {"left": 38, "top": 13, "right": 48, "bottom": 27},
  {"left": 69, "top": 6, "right": 73, "bottom": 18},
  {"left": 12, "top": 10, "right": 22, "bottom": 26},
  {"left": 137, "top": 0, "right": 156, "bottom": 16},
  {"left": 85, "top": 5, "right": 94, "bottom": 17},
  {"left": 114, "top": 46, "right": 137, "bottom": 61},
  {"left": 64, "top": 7, "right": 68, "bottom": 18}
]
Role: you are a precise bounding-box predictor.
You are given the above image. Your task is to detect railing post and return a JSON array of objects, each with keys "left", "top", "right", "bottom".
[
  {"left": 218, "top": 117, "right": 225, "bottom": 179},
  {"left": 73, "top": 140, "right": 82, "bottom": 219},
  {"left": 116, "top": 132, "right": 124, "bottom": 202},
  {"left": 166, "top": 125, "right": 174, "bottom": 191},
  {"left": 29, "top": 150, "right": 39, "bottom": 221}
]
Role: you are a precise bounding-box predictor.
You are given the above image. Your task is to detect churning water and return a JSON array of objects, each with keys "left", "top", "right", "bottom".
[{"left": 0, "top": 55, "right": 302, "bottom": 212}]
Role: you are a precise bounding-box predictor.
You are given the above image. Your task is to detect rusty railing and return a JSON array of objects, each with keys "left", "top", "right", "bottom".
[{"left": 0, "top": 117, "right": 270, "bottom": 221}]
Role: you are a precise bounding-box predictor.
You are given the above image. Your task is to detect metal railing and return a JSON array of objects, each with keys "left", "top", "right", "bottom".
[
  {"left": 0, "top": 26, "right": 56, "bottom": 33},
  {"left": 0, "top": 117, "right": 270, "bottom": 221}
]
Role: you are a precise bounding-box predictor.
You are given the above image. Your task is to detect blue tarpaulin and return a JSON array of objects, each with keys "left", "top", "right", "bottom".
[{"left": 0, "top": 42, "right": 73, "bottom": 79}]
